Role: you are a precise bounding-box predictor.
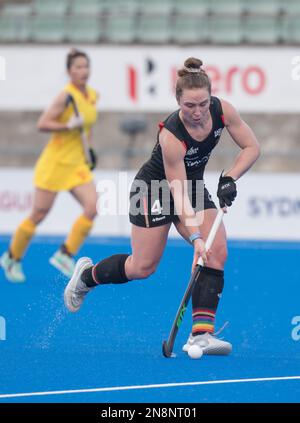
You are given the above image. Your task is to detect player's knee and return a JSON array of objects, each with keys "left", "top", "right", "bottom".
[
  {"left": 30, "top": 207, "right": 49, "bottom": 224},
  {"left": 135, "top": 262, "right": 157, "bottom": 279},
  {"left": 83, "top": 203, "right": 97, "bottom": 220}
]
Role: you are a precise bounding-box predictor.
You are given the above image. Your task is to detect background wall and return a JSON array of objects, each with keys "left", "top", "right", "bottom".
[{"left": 1, "top": 46, "right": 300, "bottom": 172}]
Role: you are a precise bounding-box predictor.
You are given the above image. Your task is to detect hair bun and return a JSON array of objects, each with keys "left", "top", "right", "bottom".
[
  {"left": 184, "top": 57, "right": 203, "bottom": 71},
  {"left": 183, "top": 66, "right": 201, "bottom": 74},
  {"left": 175, "top": 57, "right": 211, "bottom": 100},
  {"left": 177, "top": 57, "right": 204, "bottom": 77}
]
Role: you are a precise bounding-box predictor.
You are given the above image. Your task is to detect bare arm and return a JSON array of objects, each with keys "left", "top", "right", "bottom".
[
  {"left": 37, "top": 91, "right": 70, "bottom": 132},
  {"left": 221, "top": 99, "right": 260, "bottom": 180}
]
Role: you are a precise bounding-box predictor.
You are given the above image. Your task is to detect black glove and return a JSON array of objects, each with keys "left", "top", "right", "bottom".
[
  {"left": 217, "top": 173, "right": 237, "bottom": 208},
  {"left": 88, "top": 148, "right": 97, "bottom": 171}
]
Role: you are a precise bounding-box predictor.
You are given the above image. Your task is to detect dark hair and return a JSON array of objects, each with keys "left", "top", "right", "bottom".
[
  {"left": 176, "top": 57, "right": 211, "bottom": 101},
  {"left": 66, "top": 48, "right": 90, "bottom": 71}
]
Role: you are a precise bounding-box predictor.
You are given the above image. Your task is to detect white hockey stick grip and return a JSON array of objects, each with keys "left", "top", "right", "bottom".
[{"left": 197, "top": 209, "right": 224, "bottom": 267}]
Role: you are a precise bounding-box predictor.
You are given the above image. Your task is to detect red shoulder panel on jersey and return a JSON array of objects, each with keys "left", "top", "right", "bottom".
[
  {"left": 158, "top": 122, "right": 165, "bottom": 132},
  {"left": 181, "top": 140, "right": 188, "bottom": 152}
]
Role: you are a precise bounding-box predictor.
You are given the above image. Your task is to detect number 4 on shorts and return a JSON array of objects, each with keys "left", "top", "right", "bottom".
[{"left": 151, "top": 200, "right": 163, "bottom": 214}]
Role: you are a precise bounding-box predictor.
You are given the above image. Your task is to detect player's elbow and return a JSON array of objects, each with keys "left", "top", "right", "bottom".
[
  {"left": 252, "top": 142, "right": 261, "bottom": 161},
  {"left": 36, "top": 118, "right": 47, "bottom": 132},
  {"left": 37, "top": 115, "right": 52, "bottom": 132},
  {"left": 246, "top": 140, "right": 260, "bottom": 163}
]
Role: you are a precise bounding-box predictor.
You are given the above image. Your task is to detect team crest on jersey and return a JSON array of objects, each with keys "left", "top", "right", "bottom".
[
  {"left": 186, "top": 146, "right": 199, "bottom": 156},
  {"left": 214, "top": 128, "right": 223, "bottom": 138}
]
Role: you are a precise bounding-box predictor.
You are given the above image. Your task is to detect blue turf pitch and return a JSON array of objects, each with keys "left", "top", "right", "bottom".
[{"left": 0, "top": 236, "right": 300, "bottom": 403}]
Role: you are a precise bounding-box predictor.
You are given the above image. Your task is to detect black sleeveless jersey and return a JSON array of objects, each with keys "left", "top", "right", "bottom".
[{"left": 136, "top": 96, "right": 225, "bottom": 183}]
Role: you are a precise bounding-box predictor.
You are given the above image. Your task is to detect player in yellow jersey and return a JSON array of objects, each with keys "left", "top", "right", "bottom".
[{"left": 0, "top": 49, "right": 99, "bottom": 282}]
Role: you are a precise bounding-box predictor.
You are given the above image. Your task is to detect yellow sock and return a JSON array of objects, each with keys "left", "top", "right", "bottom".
[
  {"left": 65, "top": 215, "right": 93, "bottom": 255},
  {"left": 10, "top": 218, "right": 36, "bottom": 260}
]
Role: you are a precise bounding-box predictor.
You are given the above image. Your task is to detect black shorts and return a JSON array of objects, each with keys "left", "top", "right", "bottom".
[{"left": 129, "top": 178, "right": 216, "bottom": 228}]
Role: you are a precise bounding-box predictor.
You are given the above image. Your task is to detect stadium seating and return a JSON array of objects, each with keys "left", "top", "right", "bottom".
[
  {"left": 243, "top": 0, "right": 282, "bottom": 16},
  {"left": 173, "top": 0, "right": 209, "bottom": 15},
  {"left": 209, "top": 16, "right": 243, "bottom": 44},
  {"left": 30, "top": 15, "right": 65, "bottom": 42},
  {"left": 171, "top": 15, "right": 208, "bottom": 44},
  {"left": 209, "top": 0, "right": 244, "bottom": 15},
  {"left": 0, "top": 15, "right": 30, "bottom": 41},
  {"left": 71, "top": 0, "right": 106, "bottom": 16},
  {"left": 244, "top": 16, "right": 280, "bottom": 44},
  {"left": 32, "top": 0, "right": 69, "bottom": 16},
  {"left": 2, "top": 3, "right": 32, "bottom": 17},
  {"left": 106, "top": 0, "right": 139, "bottom": 14},
  {"left": 0, "top": 0, "right": 300, "bottom": 45},
  {"left": 66, "top": 16, "right": 102, "bottom": 43},
  {"left": 282, "top": 16, "right": 300, "bottom": 43},
  {"left": 281, "top": 0, "right": 300, "bottom": 16},
  {"left": 136, "top": 15, "right": 171, "bottom": 43},
  {"left": 139, "top": 0, "right": 174, "bottom": 15},
  {"left": 106, "top": 14, "right": 136, "bottom": 43}
]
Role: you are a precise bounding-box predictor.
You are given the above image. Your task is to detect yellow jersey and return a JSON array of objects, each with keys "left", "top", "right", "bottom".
[{"left": 34, "top": 82, "right": 98, "bottom": 192}]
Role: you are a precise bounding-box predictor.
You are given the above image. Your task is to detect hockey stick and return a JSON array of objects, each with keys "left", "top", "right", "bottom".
[
  {"left": 162, "top": 208, "right": 224, "bottom": 358},
  {"left": 66, "top": 94, "right": 96, "bottom": 170}
]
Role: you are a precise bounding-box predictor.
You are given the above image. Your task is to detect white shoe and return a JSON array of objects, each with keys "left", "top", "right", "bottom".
[
  {"left": 183, "top": 332, "right": 232, "bottom": 355},
  {"left": 49, "top": 249, "right": 76, "bottom": 278},
  {"left": 0, "top": 251, "right": 25, "bottom": 283},
  {"left": 64, "top": 257, "right": 94, "bottom": 313}
]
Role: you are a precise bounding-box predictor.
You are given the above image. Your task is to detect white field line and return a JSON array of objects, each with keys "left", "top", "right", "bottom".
[{"left": 0, "top": 375, "right": 300, "bottom": 399}]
